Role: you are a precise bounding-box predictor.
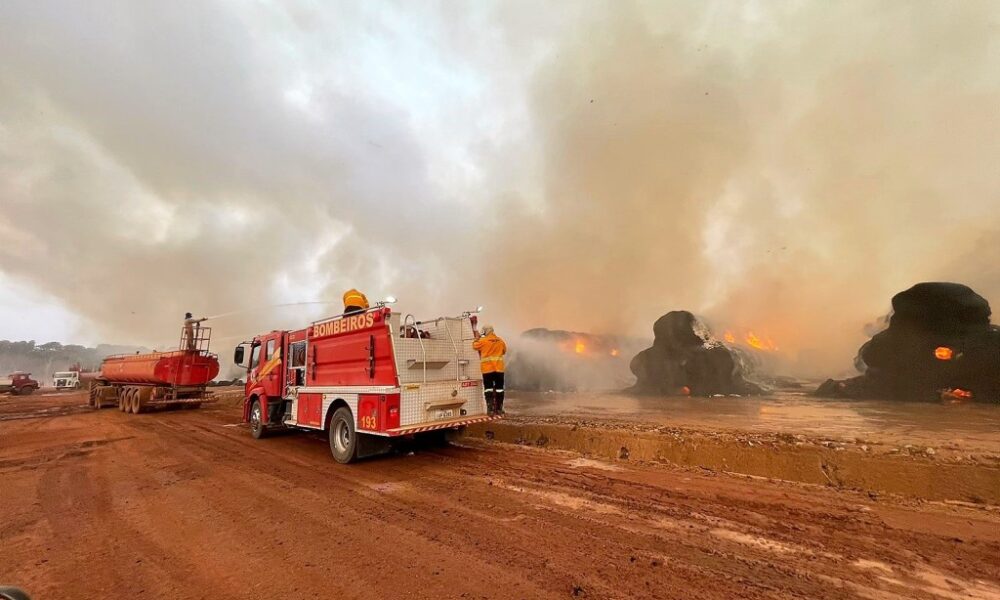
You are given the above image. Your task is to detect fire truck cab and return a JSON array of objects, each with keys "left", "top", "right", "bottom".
[{"left": 234, "top": 305, "right": 496, "bottom": 463}]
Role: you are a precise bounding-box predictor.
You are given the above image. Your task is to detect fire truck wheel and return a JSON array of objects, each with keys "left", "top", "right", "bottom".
[
  {"left": 328, "top": 407, "right": 358, "bottom": 464},
  {"left": 249, "top": 399, "right": 268, "bottom": 439},
  {"left": 119, "top": 389, "right": 129, "bottom": 412}
]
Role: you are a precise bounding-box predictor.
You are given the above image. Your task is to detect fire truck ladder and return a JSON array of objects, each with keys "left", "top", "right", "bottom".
[
  {"left": 403, "top": 314, "right": 428, "bottom": 384},
  {"left": 402, "top": 314, "right": 464, "bottom": 385}
]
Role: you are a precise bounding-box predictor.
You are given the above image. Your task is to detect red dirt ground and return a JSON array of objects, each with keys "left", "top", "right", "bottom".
[{"left": 2, "top": 390, "right": 999, "bottom": 599}]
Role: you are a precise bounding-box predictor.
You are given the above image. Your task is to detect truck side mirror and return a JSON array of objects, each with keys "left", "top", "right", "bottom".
[{"left": 234, "top": 345, "right": 246, "bottom": 367}]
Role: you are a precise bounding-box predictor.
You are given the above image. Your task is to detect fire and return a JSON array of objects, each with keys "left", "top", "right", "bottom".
[
  {"left": 722, "top": 329, "right": 778, "bottom": 351},
  {"left": 745, "top": 331, "right": 778, "bottom": 352},
  {"left": 610, "top": 348, "right": 619, "bottom": 357},
  {"left": 934, "top": 346, "right": 953, "bottom": 361},
  {"left": 574, "top": 340, "right": 586, "bottom": 354},
  {"left": 941, "top": 387, "right": 973, "bottom": 401}
]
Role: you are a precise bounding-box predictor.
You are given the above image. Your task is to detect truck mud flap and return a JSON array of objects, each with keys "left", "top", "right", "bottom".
[{"left": 356, "top": 432, "right": 393, "bottom": 460}]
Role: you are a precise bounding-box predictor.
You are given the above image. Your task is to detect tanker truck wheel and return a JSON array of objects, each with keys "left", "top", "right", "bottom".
[
  {"left": 132, "top": 387, "right": 151, "bottom": 414},
  {"left": 328, "top": 407, "right": 358, "bottom": 464},
  {"left": 249, "top": 399, "right": 268, "bottom": 439}
]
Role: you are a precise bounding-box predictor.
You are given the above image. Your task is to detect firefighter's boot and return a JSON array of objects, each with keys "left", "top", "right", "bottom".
[
  {"left": 495, "top": 390, "right": 505, "bottom": 415},
  {"left": 484, "top": 390, "right": 496, "bottom": 416}
]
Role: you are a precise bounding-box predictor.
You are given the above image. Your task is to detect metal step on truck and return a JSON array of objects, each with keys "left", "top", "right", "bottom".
[{"left": 234, "top": 301, "right": 499, "bottom": 463}]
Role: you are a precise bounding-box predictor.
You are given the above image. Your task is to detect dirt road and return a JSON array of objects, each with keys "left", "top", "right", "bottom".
[{"left": 2, "top": 391, "right": 999, "bottom": 599}]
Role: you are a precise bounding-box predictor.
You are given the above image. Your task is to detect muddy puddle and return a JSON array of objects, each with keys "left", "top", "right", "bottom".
[{"left": 506, "top": 389, "right": 1000, "bottom": 452}]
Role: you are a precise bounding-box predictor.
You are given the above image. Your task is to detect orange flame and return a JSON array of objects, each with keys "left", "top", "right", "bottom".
[
  {"left": 574, "top": 340, "right": 586, "bottom": 354},
  {"left": 610, "top": 348, "right": 619, "bottom": 357},
  {"left": 745, "top": 331, "right": 778, "bottom": 351},
  {"left": 723, "top": 331, "right": 736, "bottom": 343},
  {"left": 934, "top": 346, "right": 953, "bottom": 361},
  {"left": 942, "top": 387, "right": 973, "bottom": 401}
]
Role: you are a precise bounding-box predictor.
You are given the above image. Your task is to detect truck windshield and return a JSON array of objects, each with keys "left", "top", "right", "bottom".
[{"left": 55, "top": 372, "right": 74, "bottom": 378}]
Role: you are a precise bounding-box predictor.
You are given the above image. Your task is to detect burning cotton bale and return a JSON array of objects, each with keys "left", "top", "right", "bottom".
[
  {"left": 629, "top": 311, "right": 763, "bottom": 396},
  {"left": 816, "top": 282, "right": 1000, "bottom": 402}
]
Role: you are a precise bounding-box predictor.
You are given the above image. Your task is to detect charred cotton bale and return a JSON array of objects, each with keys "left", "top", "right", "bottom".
[
  {"left": 816, "top": 282, "right": 1000, "bottom": 402},
  {"left": 629, "top": 311, "right": 762, "bottom": 396}
]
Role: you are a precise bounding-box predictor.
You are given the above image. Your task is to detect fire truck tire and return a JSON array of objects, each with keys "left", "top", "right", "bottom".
[
  {"left": 118, "top": 389, "right": 127, "bottom": 411},
  {"left": 249, "top": 399, "right": 268, "bottom": 439},
  {"left": 328, "top": 407, "right": 358, "bottom": 464}
]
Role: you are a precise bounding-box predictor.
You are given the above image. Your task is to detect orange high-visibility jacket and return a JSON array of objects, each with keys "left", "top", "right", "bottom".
[
  {"left": 343, "top": 289, "right": 369, "bottom": 310},
  {"left": 472, "top": 333, "right": 507, "bottom": 374}
]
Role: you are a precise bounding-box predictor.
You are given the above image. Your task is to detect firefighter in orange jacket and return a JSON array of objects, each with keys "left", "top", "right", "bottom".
[
  {"left": 343, "top": 289, "right": 369, "bottom": 315},
  {"left": 473, "top": 325, "right": 507, "bottom": 415}
]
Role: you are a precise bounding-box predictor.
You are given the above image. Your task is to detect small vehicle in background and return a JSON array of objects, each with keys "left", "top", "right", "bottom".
[
  {"left": 0, "top": 372, "right": 40, "bottom": 396},
  {"left": 52, "top": 370, "right": 81, "bottom": 390}
]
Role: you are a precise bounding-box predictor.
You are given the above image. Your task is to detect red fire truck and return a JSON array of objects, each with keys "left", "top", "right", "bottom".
[{"left": 234, "top": 303, "right": 497, "bottom": 463}]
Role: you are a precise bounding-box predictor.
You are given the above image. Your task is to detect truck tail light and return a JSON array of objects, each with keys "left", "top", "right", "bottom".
[{"left": 383, "top": 393, "right": 401, "bottom": 430}]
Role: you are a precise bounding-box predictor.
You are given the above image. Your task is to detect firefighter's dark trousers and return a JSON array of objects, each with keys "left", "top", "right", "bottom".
[{"left": 483, "top": 371, "right": 505, "bottom": 415}]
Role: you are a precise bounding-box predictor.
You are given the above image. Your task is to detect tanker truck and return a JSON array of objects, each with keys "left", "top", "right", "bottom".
[{"left": 88, "top": 326, "right": 220, "bottom": 414}]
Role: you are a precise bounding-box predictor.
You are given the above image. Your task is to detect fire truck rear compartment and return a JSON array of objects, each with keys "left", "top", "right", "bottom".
[{"left": 389, "top": 313, "right": 489, "bottom": 427}]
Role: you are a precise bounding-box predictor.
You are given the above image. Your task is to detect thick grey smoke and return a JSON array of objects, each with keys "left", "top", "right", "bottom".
[
  {"left": 484, "top": 1, "right": 1000, "bottom": 377},
  {"left": 1, "top": 1, "right": 997, "bottom": 378},
  {"left": 0, "top": 1, "right": 488, "bottom": 349}
]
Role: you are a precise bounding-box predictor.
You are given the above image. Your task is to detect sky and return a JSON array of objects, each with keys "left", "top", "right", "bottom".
[{"left": 0, "top": 0, "right": 997, "bottom": 377}]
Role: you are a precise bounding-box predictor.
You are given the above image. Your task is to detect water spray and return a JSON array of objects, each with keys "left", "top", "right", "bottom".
[{"left": 204, "top": 301, "right": 341, "bottom": 321}]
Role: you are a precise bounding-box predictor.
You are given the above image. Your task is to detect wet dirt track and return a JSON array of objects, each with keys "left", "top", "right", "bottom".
[{"left": 2, "top": 391, "right": 999, "bottom": 599}]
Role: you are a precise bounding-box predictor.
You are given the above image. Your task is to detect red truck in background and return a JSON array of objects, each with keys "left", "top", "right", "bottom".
[
  {"left": 0, "top": 372, "right": 39, "bottom": 396},
  {"left": 234, "top": 304, "right": 497, "bottom": 463}
]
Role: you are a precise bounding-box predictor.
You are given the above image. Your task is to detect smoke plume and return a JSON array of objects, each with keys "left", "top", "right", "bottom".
[{"left": 1, "top": 1, "right": 997, "bottom": 378}]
